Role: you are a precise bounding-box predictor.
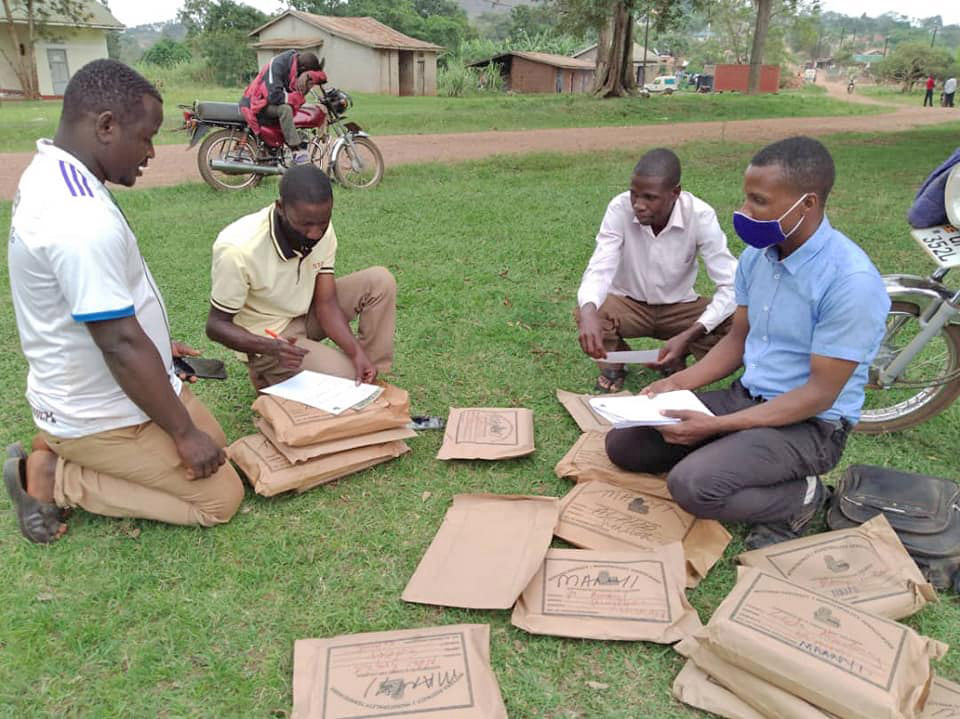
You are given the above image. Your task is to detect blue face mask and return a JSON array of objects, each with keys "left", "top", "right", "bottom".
[{"left": 733, "top": 193, "right": 811, "bottom": 249}]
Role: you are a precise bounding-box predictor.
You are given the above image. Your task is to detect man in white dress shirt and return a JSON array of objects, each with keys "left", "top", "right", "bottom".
[{"left": 576, "top": 148, "right": 738, "bottom": 391}]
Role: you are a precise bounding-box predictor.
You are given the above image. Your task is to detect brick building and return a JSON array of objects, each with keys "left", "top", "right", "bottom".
[{"left": 469, "top": 51, "right": 594, "bottom": 94}]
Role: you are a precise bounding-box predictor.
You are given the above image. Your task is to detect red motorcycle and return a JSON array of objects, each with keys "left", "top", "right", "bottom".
[{"left": 180, "top": 72, "right": 383, "bottom": 191}]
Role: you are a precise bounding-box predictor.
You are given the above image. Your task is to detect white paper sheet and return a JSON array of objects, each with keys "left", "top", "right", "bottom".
[
  {"left": 596, "top": 349, "right": 661, "bottom": 364},
  {"left": 260, "top": 370, "right": 383, "bottom": 415},
  {"left": 589, "top": 390, "right": 714, "bottom": 427}
]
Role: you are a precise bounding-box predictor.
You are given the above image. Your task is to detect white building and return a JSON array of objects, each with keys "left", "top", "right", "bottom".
[
  {"left": 248, "top": 10, "right": 443, "bottom": 96},
  {"left": 0, "top": 0, "right": 122, "bottom": 97}
]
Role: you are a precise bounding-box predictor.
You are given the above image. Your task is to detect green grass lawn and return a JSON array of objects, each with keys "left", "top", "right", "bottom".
[
  {"left": 2, "top": 124, "right": 959, "bottom": 717},
  {"left": 860, "top": 83, "right": 953, "bottom": 107},
  {"left": 0, "top": 83, "right": 883, "bottom": 153}
]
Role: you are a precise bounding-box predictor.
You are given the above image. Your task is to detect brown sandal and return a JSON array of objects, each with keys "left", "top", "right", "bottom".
[
  {"left": 4, "top": 444, "right": 63, "bottom": 544},
  {"left": 594, "top": 368, "right": 627, "bottom": 393}
]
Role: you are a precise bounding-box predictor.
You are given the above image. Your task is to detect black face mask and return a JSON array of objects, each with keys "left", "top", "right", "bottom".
[{"left": 276, "top": 208, "right": 317, "bottom": 254}]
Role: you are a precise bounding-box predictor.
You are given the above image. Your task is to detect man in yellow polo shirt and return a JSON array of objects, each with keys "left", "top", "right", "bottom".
[{"left": 205, "top": 165, "right": 396, "bottom": 388}]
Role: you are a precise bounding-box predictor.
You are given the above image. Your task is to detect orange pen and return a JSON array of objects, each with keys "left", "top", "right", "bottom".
[{"left": 265, "top": 328, "right": 295, "bottom": 344}]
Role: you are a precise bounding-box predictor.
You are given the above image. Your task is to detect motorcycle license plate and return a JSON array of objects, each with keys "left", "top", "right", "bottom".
[{"left": 911, "top": 225, "right": 960, "bottom": 268}]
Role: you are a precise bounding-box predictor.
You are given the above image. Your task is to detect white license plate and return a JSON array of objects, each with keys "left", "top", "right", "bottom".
[{"left": 912, "top": 225, "right": 960, "bottom": 268}]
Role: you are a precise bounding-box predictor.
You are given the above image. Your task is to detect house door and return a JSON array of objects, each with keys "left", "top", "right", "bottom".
[
  {"left": 416, "top": 59, "right": 425, "bottom": 95},
  {"left": 47, "top": 49, "right": 69, "bottom": 95}
]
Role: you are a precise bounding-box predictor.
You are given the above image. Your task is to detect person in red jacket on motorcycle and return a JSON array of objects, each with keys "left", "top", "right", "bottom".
[{"left": 240, "top": 50, "right": 323, "bottom": 164}]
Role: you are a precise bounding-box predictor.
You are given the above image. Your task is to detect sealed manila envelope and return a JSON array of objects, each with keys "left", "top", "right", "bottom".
[
  {"left": 923, "top": 675, "right": 960, "bottom": 717},
  {"left": 435, "top": 408, "right": 535, "bottom": 461},
  {"left": 291, "top": 623, "right": 507, "bottom": 719},
  {"left": 672, "top": 660, "right": 768, "bottom": 719},
  {"left": 701, "top": 568, "right": 948, "bottom": 719},
  {"left": 402, "top": 494, "right": 559, "bottom": 609},
  {"left": 555, "top": 389, "right": 629, "bottom": 433},
  {"left": 252, "top": 383, "right": 410, "bottom": 447},
  {"left": 554, "top": 480, "right": 731, "bottom": 588},
  {"left": 737, "top": 514, "right": 937, "bottom": 620},
  {"left": 510, "top": 544, "right": 701, "bottom": 642},
  {"left": 228, "top": 434, "right": 410, "bottom": 497},
  {"left": 675, "top": 636, "right": 837, "bottom": 719},
  {"left": 554, "top": 432, "right": 672, "bottom": 499},
  {"left": 255, "top": 417, "right": 416, "bottom": 464}
]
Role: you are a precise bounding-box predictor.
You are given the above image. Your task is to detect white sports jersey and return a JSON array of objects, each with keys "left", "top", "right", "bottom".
[{"left": 8, "top": 140, "right": 181, "bottom": 438}]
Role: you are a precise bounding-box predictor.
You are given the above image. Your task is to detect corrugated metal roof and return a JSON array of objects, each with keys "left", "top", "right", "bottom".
[
  {"left": 250, "top": 10, "right": 443, "bottom": 52},
  {"left": 251, "top": 37, "right": 325, "bottom": 51},
  {"left": 4, "top": 0, "right": 123, "bottom": 29},
  {"left": 470, "top": 51, "right": 595, "bottom": 71}
]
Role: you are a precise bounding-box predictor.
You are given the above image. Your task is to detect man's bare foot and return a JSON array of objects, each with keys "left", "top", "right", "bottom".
[{"left": 25, "top": 450, "right": 66, "bottom": 539}]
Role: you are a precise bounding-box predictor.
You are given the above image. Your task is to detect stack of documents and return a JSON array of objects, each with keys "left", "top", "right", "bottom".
[
  {"left": 260, "top": 370, "right": 384, "bottom": 414},
  {"left": 589, "top": 390, "right": 714, "bottom": 427}
]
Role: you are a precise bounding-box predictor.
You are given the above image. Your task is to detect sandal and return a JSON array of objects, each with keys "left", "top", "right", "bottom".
[
  {"left": 594, "top": 367, "right": 627, "bottom": 393},
  {"left": 4, "top": 443, "right": 63, "bottom": 544}
]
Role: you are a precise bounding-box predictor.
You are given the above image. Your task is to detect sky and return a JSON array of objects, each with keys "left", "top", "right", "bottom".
[{"left": 104, "top": 0, "right": 960, "bottom": 29}]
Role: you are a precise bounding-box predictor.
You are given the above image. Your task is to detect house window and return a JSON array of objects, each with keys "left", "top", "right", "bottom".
[{"left": 19, "top": 43, "right": 25, "bottom": 56}]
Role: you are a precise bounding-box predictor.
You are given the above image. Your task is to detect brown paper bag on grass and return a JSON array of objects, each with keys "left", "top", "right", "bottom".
[
  {"left": 252, "top": 383, "right": 410, "bottom": 447},
  {"left": 555, "top": 388, "right": 629, "bottom": 432},
  {"left": 511, "top": 544, "right": 702, "bottom": 642},
  {"left": 672, "top": 660, "right": 768, "bottom": 719},
  {"left": 402, "top": 494, "right": 558, "bottom": 609},
  {"left": 555, "top": 480, "right": 731, "bottom": 588},
  {"left": 924, "top": 676, "right": 960, "bottom": 717},
  {"left": 701, "top": 568, "right": 948, "bottom": 719},
  {"left": 737, "top": 514, "right": 937, "bottom": 620},
  {"left": 675, "top": 637, "right": 837, "bottom": 719},
  {"left": 554, "top": 432, "right": 672, "bottom": 498},
  {"left": 292, "top": 624, "right": 507, "bottom": 719},
  {"left": 255, "top": 417, "right": 416, "bottom": 463},
  {"left": 228, "top": 433, "right": 410, "bottom": 496},
  {"left": 435, "top": 408, "right": 535, "bottom": 460}
]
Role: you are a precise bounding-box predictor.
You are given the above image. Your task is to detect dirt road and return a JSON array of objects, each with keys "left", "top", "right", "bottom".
[{"left": 1, "top": 91, "right": 956, "bottom": 200}]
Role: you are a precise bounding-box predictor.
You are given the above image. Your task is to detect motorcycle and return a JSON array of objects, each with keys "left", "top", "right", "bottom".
[
  {"left": 179, "top": 71, "right": 384, "bottom": 191},
  {"left": 847, "top": 79, "right": 856, "bottom": 94},
  {"left": 858, "top": 164, "right": 960, "bottom": 433}
]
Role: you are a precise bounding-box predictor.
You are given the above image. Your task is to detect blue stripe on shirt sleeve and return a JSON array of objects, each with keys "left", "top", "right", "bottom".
[{"left": 72, "top": 305, "right": 136, "bottom": 322}]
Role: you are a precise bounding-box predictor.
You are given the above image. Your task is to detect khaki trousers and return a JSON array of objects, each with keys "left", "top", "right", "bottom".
[
  {"left": 579, "top": 294, "right": 732, "bottom": 367},
  {"left": 41, "top": 386, "right": 244, "bottom": 527},
  {"left": 248, "top": 266, "right": 396, "bottom": 388}
]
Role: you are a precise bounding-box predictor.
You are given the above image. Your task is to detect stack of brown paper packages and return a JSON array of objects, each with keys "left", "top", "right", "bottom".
[
  {"left": 227, "top": 383, "right": 414, "bottom": 496},
  {"left": 287, "top": 390, "right": 959, "bottom": 718}
]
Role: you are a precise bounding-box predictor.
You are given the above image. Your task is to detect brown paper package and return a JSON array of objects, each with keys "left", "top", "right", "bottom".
[
  {"left": 554, "top": 480, "right": 731, "bottom": 588},
  {"left": 737, "top": 514, "right": 937, "bottom": 620},
  {"left": 252, "top": 383, "right": 410, "bottom": 447},
  {"left": 554, "top": 432, "right": 672, "bottom": 498},
  {"left": 228, "top": 433, "right": 410, "bottom": 497},
  {"left": 511, "top": 544, "right": 702, "bottom": 642},
  {"left": 255, "top": 417, "right": 416, "bottom": 464},
  {"left": 924, "top": 675, "right": 960, "bottom": 717},
  {"left": 436, "top": 408, "right": 535, "bottom": 460},
  {"left": 700, "top": 568, "right": 948, "bottom": 719},
  {"left": 675, "top": 637, "right": 837, "bottom": 719},
  {"left": 291, "top": 624, "right": 507, "bottom": 719},
  {"left": 672, "top": 660, "right": 768, "bottom": 719},
  {"left": 402, "top": 494, "right": 559, "bottom": 609},
  {"left": 555, "top": 389, "right": 629, "bottom": 433}
]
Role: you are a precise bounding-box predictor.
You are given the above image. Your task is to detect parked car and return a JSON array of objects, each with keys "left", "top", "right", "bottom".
[{"left": 644, "top": 75, "right": 678, "bottom": 94}]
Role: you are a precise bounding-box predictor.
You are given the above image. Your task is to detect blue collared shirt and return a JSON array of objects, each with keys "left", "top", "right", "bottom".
[{"left": 735, "top": 215, "right": 890, "bottom": 423}]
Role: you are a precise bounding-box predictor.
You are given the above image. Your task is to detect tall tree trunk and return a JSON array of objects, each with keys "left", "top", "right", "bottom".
[
  {"left": 747, "top": 0, "right": 772, "bottom": 95},
  {"left": 1, "top": 0, "right": 38, "bottom": 98},
  {"left": 593, "top": 0, "right": 636, "bottom": 98},
  {"left": 25, "top": 0, "right": 39, "bottom": 97}
]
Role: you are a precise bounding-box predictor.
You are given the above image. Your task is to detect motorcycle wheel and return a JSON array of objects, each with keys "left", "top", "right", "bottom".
[
  {"left": 197, "top": 129, "right": 263, "bottom": 191},
  {"left": 857, "top": 301, "right": 960, "bottom": 434},
  {"left": 332, "top": 136, "right": 384, "bottom": 189}
]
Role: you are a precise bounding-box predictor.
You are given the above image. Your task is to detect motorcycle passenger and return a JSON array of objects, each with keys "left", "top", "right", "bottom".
[
  {"left": 603, "top": 137, "right": 890, "bottom": 551},
  {"left": 240, "top": 49, "right": 322, "bottom": 165}
]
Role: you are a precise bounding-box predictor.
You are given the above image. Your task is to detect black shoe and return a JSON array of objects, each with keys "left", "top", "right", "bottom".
[{"left": 743, "top": 478, "right": 828, "bottom": 551}]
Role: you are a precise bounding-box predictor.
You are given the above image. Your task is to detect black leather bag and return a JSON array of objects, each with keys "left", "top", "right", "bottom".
[{"left": 827, "top": 464, "right": 960, "bottom": 591}]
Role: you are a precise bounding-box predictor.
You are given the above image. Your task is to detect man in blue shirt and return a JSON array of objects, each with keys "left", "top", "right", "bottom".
[{"left": 605, "top": 136, "right": 890, "bottom": 550}]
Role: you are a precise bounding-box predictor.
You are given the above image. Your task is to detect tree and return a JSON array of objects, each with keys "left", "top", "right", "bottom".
[
  {"left": 874, "top": 41, "right": 952, "bottom": 91},
  {"left": 141, "top": 37, "right": 191, "bottom": 67},
  {"left": 747, "top": 0, "right": 772, "bottom": 93},
  {"left": 0, "top": 0, "right": 92, "bottom": 98},
  {"left": 178, "top": 0, "right": 267, "bottom": 86}
]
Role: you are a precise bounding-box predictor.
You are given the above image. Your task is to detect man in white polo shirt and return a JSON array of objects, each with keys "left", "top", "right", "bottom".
[
  {"left": 205, "top": 164, "right": 396, "bottom": 389},
  {"left": 576, "top": 148, "right": 737, "bottom": 391},
  {"left": 4, "top": 60, "right": 243, "bottom": 543}
]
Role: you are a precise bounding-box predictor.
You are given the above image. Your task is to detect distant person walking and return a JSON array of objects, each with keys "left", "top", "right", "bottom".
[
  {"left": 924, "top": 75, "right": 936, "bottom": 107},
  {"left": 945, "top": 76, "right": 957, "bottom": 108}
]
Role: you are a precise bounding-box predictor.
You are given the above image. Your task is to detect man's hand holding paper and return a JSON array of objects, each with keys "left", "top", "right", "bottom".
[{"left": 657, "top": 409, "right": 722, "bottom": 445}]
